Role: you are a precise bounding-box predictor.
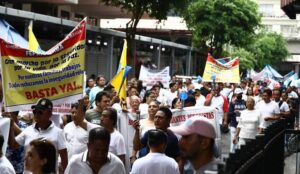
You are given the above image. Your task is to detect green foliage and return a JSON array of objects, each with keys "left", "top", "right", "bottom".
[
  {"left": 248, "top": 32, "right": 289, "bottom": 69},
  {"left": 229, "top": 48, "right": 256, "bottom": 72},
  {"left": 184, "top": 0, "right": 261, "bottom": 57}
]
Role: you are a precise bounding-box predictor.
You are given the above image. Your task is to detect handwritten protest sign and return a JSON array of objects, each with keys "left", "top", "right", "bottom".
[
  {"left": 139, "top": 65, "right": 170, "bottom": 89},
  {"left": 203, "top": 54, "right": 240, "bottom": 83},
  {"left": 0, "top": 19, "right": 86, "bottom": 111}
]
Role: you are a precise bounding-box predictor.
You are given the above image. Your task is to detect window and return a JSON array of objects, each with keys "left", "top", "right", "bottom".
[
  {"left": 259, "top": 4, "right": 274, "bottom": 17},
  {"left": 263, "top": 25, "right": 273, "bottom": 32},
  {"left": 281, "top": 25, "right": 296, "bottom": 34}
]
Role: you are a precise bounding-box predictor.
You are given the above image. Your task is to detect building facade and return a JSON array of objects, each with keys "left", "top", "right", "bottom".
[{"left": 256, "top": 0, "right": 300, "bottom": 75}]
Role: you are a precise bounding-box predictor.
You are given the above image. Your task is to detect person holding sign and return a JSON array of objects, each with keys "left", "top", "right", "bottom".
[
  {"left": 204, "top": 85, "right": 229, "bottom": 130},
  {"left": 8, "top": 98, "right": 68, "bottom": 173}
]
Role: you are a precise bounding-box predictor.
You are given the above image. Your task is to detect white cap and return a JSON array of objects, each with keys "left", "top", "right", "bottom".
[{"left": 234, "top": 88, "right": 243, "bottom": 94}]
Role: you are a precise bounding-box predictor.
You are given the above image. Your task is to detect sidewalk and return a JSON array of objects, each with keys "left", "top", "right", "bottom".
[{"left": 284, "top": 153, "right": 299, "bottom": 174}]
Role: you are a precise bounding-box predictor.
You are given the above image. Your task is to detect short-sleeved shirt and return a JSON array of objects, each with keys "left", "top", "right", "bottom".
[
  {"left": 64, "top": 121, "right": 100, "bottom": 159},
  {"left": 255, "top": 100, "right": 280, "bottom": 129},
  {"left": 65, "top": 151, "right": 126, "bottom": 174},
  {"left": 85, "top": 109, "right": 101, "bottom": 125},
  {"left": 16, "top": 122, "right": 66, "bottom": 151},
  {"left": 274, "top": 100, "right": 290, "bottom": 112},
  {"left": 131, "top": 153, "right": 179, "bottom": 174},
  {"left": 109, "top": 129, "right": 126, "bottom": 156},
  {"left": 205, "top": 94, "right": 229, "bottom": 125},
  {"left": 139, "top": 129, "right": 179, "bottom": 160}
]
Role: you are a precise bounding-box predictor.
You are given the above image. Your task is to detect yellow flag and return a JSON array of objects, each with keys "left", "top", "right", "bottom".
[
  {"left": 28, "top": 21, "right": 40, "bottom": 52},
  {"left": 111, "top": 67, "right": 126, "bottom": 102},
  {"left": 119, "top": 39, "right": 127, "bottom": 69},
  {"left": 112, "top": 40, "right": 129, "bottom": 108}
]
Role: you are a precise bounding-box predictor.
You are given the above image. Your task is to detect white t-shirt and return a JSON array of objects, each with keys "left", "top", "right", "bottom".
[
  {"left": 16, "top": 122, "right": 66, "bottom": 151},
  {"left": 166, "top": 90, "right": 178, "bottom": 107},
  {"left": 63, "top": 121, "right": 100, "bottom": 159},
  {"left": 220, "top": 88, "right": 232, "bottom": 98},
  {"left": 206, "top": 95, "right": 227, "bottom": 125},
  {"left": 130, "top": 153, "right": 179, "bottom": 174},
  {"left": 195, "top": 95, "right": 206, "bottom": 107},
  {"left": 65, "top": 151, "right": 126, "bottom": 174},
  {"left": 0, "top": 156, "right": 15, "bottom": 174},
  {"left": 255, "top": 101, "right": 280, "bottom": 129},
  {"left": 16, "top": 122, "right": 67, "bottom": 174},
  {"left": 237, "top": 109, "right": 261, "bottom": 139},
  {"left": 274, "top": 100, "right": 290, "bottom": 112},
  {"left": 109, "top": 129, "right": 126, "bottom": 156}
]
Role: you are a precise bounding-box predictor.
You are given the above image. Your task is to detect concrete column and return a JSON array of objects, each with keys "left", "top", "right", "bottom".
[
  {"left": 186, "top": 49, "right": 192, "bottom": 75},
  {"left": 171, "top": 48, "right": 175, "bottom": 75},
  {"left": 107, "top": 36, "right": 114, "bottom": 80},
  {"left": 24, "top": 20, "right": 30, "bottom": 40},
  {"left": 295, "top": 64, "right": 300, "bottom": 77},
  {"left": 157, "top": 44, "right": 161, "bottom": 69}
]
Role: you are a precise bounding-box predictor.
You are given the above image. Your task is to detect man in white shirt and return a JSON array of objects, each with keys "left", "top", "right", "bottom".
[
  {"left": 204, "top": 85, "right": 229, "bottom": 128},
  {"left": 169, "top": 117, "right": 220, "bottom": 174},
  {"left": 0, "top": 134, "right": 15, "bottom": 174},
  {"left": 8, "top": 98, "right": 68, "bottom": 173},
  {"left": 166, "top": 82, "right": 179, "bottom": 107},
  {"left": 272, "top": 89, "right": 290, "bottom": 118},
  {"left": 100, "top": 107, "right": 126, "bottom": 164},
  {"left": 65, "top": 127, "right": 126, "bottom": 174},
  {"left": 130, "top": 129, "right": 179, "bottom": 174},
  {"left": 287, "top": 86, "right": 299, "bottom": 99},
  {"left": 255, "top": 89, "right": 280, "bottom": 130},
  {"left": 64, "top": 102, "right": 100, "bottom": 159}
]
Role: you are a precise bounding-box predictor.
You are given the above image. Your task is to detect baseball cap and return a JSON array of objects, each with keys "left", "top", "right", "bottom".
[
  {"left": 169, "top": 117, "right": 216, "bottom": 139},
  {"left": 234, "top": 88, "right": 243, "bottom": 94},
  {"left": 31, "top": 98, "right": 53, "bottom": 110}
]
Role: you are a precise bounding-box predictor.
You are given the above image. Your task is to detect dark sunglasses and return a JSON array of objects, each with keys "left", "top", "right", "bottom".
[{"left": 33, "top": 110, "right": 45, "bottom": 115}]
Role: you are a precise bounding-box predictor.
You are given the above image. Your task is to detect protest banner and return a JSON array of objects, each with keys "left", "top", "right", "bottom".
[
  {"left": 203, "top": 54, "right": 240, "bottom": 83},
  {"left": 0, "top": 19, "right": 86, "bottom": 111},
  {"left": 139, "top": 65, "right": 170, "bottom": 89},
  {"left": 0, "top": 118, "right": 10, "bottom": 155},
  {"left": 171, "top": 106, "right": 221, "bottom": 155}
]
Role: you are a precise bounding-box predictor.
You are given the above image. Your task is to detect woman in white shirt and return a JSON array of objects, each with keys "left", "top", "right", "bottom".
[{"left": 233, "top": 97, "right": 262, "bottom": 148}]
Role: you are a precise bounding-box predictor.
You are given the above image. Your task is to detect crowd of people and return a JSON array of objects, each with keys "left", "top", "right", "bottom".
[{"left": 0, "top": 74, "right": 299, "bottom": 174}]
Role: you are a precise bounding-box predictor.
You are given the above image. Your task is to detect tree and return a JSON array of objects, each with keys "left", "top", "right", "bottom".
[
  {"left": 248, "top": 32, "right": 289, "bottom": 69},
  {"left": 229, "top": 48, "right": 256, "bottom": 73},
  {"left": 183, "top": 0, "right": 261, "bottom": 57},
  {"left": 102, "top": 0, "right": 188, "bottom": 76}
]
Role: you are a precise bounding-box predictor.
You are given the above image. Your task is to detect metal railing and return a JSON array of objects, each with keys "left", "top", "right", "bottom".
[{"left": 217, "top": 119, "right": 286, "bottom": 174}]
